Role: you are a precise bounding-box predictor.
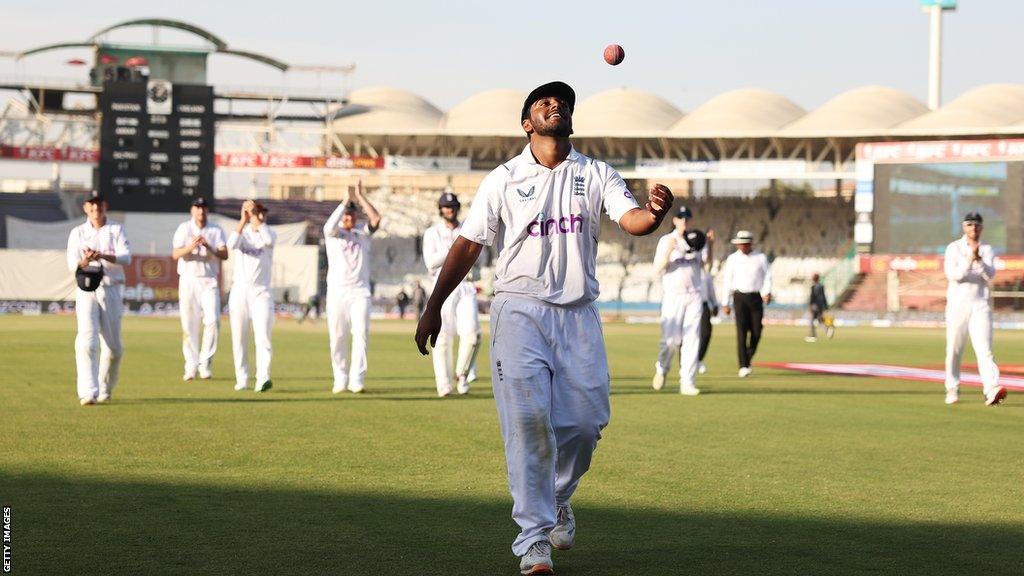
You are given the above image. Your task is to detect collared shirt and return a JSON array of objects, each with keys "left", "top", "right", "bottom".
[
  {"left": 172, "top": 220, "right": 227, "bottom": 279},
  {"left": 324, "top": 203, "right": 373, "bottom": 295},
  {"left": 944, "top": 236, "right": 995, "bottom": 301},
  {"left": 228, "top": 225, "right": 276, "bottom": 289},
  {"left": 460, "top": 145, "right": 639, "bottom": 306},
  {"left": 423, "top": 221, "right": 476, "bottom": 283},
  {"left": 653, "top": 232, "right": 706, "bottom": 296},
  {"left": 66, "top": 220, "right": 132, "bottom": 286},
  {"left": 720, "top": 249, "right": 772, "bottom": 304}
]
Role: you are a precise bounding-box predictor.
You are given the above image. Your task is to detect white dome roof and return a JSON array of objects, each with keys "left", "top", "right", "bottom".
[
  {"left": 572, "top": 88, "right": 684, "bottom": 136},
  {"left": 332, "top": 86, "right": 442, "bottom": 134},
  {"left": 443, "top": 89, "right": 527, "bottom": 136},
  {"left": 781, "top": 86, "right": 928, "bottom": 135},
  {"left": 896, "top": 84, "right": 1024, "bottom": 133},
  {"left": 668, "top": 88, "right": 806, "bottom": 137}
]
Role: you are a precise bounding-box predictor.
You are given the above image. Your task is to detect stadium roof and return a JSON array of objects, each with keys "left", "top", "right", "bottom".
[
  {"left": 668, "top": 89, "right": 805, "bottom": 138},
  {"left": 332, "top": 87, "right": 443, "bottom": 135},
  {"left": 894, "top": 84, "right": 1024, "bottom": 135},
  {"left": 442, "top": 89, "right": 526, "bottom": 137},
  {"left": 325, "top": 83, "right": 1024, "bottom": 139},
  {"left": 573, "top": 89, "right": 684, "bottom": 137},
  {"left": 780, "top": 86, "right": 929, "bottom": 137}
]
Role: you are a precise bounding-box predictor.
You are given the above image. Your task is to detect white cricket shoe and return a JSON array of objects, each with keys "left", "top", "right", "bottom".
[
  {"left": 332, "top": 382, "right": 347, "bottom": 395},
  {"left": 698, "top": 362, "right": 708, "bottom": 375},
  {"left": 348, "top": 382, "right": 365, "bottom": 394},
  {"left": 804, "top": 336, "right": 817, "bottom": 343},
  {"left": 97, "top": 393, "right": 110, "bottom": 403},
  {"left": 985, "top": 386, "right": 1008, "bottom": 406},
  {"left": 467, "top": 370, "right": 478, "bottom": 384},
  {"left": 438, "top": 385, "right": 453, "bottom": 398},
  {"left": 944, "top": 390, "right": 959, "bottom": 405},
  {"left": 738, "top": 367, "right": 752, "bottom": 378},
  {"left": 680, "top": 384, "right": 701, "bottom": 396},
  {"left": 79, "top": 397, "right": 96, "bottom": 406},
  {"left": 549, "top": 504, "right": 575, "bottom": 550},
  {"left": 456, "top": 375, "right": 470, "bottom": 395},
  {"left": 234, "top": 382, "right": 248, "bottom": 392},
  {"left": 519, "top": 540, "right": 554, "bottom": 575},
  {"left": 198, "top": 366, "right": 213, "bottom": 380},
  {"left": 183, "top": 370, "right": 197, "bottom": 382},
  {"left": 652, "top": 371, "right": 666, "bottom": 391}
]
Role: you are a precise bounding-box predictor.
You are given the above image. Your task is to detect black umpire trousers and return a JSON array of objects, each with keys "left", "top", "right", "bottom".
[
  {"left": 732, "top": 292, "right": 764, "bottom": 369},
  {"left": 698, "top": 303, "right": 713, "bottom": 362}
]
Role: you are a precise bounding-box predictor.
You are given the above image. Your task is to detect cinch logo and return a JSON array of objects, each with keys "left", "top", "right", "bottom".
[{"left": 527, "top": 213, "right": 584, "bottom": 237}]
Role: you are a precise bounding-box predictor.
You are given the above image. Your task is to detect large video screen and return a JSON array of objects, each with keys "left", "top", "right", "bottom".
[{"left": 872, "top": 161, "right": 1024, "bottom": 254}]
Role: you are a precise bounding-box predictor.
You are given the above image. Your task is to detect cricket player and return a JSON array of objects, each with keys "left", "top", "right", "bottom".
[
  {"left": 943, "top": 212, "right": 1005, "bottom": 406},
  {"left": 720, "top": 230, "right": 771, "bottom": 378},
  {"left": 652, "top": 207, "right": 707, "bottom": 395},
  {"left": 228, "top": 200, "right": 276, "bottom": 393},
  {"left": 422, "top": 191, "right": 480, "bottom": 397},
  {"left": 325, "top": 181, "right": 381, "bottom": 394},
  {"left": 66, "top": 191, "right": 131, "bottom": 405},
  {"left": 415, "top": 81, "right": 673, "bottom": 576},
  {"left": 172, "top": 197, "right": 228, "bottom": 380}
]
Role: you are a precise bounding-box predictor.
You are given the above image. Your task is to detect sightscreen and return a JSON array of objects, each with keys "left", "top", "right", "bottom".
[{"left": 872, "top": 161, "right": 1024, "bottom": 254}]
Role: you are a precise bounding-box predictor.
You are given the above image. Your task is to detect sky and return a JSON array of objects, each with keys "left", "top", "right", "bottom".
[{"left": 2, "top": 0, "right": 1023, "bottom": 112}]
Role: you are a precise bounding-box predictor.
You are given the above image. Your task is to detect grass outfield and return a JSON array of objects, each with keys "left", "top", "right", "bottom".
[{"left": 3, "top": 315, "right": 1023, "bottom": 576}]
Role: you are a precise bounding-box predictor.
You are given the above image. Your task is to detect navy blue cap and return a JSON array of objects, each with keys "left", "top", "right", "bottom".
[
  {"left": 84, "top": 190, "right": 105, "bottom": 203},
  {"left": 963, "top": 212, "right": 983, "bottom": 223},
  {"left": 521, "top": 81, "right": 576, "bottom": 123},
  {"left": 674, "top": 206, "right": 693, "bottom": 219},
  {"left": 191, "top": 197, "right": 209, "bottom": 208},
  {"left": 438, "top": 192, "right": 461, "bottom": 208}
]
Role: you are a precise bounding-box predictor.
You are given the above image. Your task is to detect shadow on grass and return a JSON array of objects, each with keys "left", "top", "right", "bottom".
[{"left": 5, "top": 472, "right": 1021, "bottom": 576}]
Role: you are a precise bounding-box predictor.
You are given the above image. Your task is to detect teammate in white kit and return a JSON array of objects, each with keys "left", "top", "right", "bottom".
[
  {"left": 228, "top": 200, "right": 276, "bottom": 393},
  {"left": 324, "top": 181, "right": 381, "bottom": 394},
  {"left": 652, "top": 207, "right": 707, "bottom": 396},
  {"left": 415, "top": 81, "right": 673, "bottom": 576},
  {"left": 172, "top": 197, "right": 228, "bottom": 380},
  {"left": 422, "top": 191, "right": 481, "bottom": 397},
  {"left": 67, "top": 191, "right": 131, "bottom": 405},
  {"left": 943, "top": 212, "right": 1006, "bottom": 406}
]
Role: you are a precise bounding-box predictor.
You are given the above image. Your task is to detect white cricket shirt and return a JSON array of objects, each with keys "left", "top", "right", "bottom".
[
  {"left": 653, "top": 232, "right": 705, "bottom": 296},
  {"left": 324, "top": 203, "right": 373, "bottom": 296},
  {"left": 172, "top": 220, "right": 227, "bottom": 278},
  {"left": 720, "top": 249, "right": 772, "bottom": 304},
  {"left": 944, "top": 236, "right": 995, "bottom": 301},
  {"left": 66, "top": 220, "right": 132, "bottom": 285},
  {"left": 228, "top": 225, "right": 276, "bottom": 289},
  {"left": 460, "top": 145, "right": 638, "bottom": 306}
]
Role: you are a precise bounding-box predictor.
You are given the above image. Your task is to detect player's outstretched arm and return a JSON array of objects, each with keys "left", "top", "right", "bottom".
[
  {"left": 415, "top": 236, "right": 483, "bottom": 355},
  {"left": 618, "top": 183, "right": 673, "bottom": 236},
  {"left": 353, "top": 180, "right": 382, "bottom": 233}
]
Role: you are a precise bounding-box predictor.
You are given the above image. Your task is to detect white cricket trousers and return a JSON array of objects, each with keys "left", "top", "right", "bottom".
[
  {"left": 432, "top": 282, "right": 480, "bottom": 393},
  {"left": 179, "top": 275, "right": 220, "bottom": 373},
  {"left": 327, "top": 289, "right": 371, "bottom": 390},
  {"left": 656, "top": 292, "right": 703, "bottom": 387},
  {"left": 489, "top": 295, "right": 611, "bottom": 557},
  {"left": 945, "top": 297, "right": 1000, "bottom": 394},
  {"left": 75, "top": 284, "right": 124, "bottom": 401},
  {"left": 229, "top": 284, "right": 274, "bottom": 387}
]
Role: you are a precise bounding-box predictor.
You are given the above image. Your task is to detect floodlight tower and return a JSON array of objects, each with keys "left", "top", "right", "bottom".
[{"left": 923, "top": 0, "right": 956, "bottom": 110}]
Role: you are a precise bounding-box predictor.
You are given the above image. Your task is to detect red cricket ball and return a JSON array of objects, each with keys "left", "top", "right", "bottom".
[{"left": 604, "top": 44, "right": 625, "bottom": 66}]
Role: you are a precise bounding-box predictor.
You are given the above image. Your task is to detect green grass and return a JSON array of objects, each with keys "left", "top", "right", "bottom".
[{"left": 2, "top": 315, "right": 1023, "bottom": 575}]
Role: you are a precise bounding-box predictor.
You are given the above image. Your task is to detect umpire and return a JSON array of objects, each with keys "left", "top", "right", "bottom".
[{"left": 720, "top": 231, "right": 772, "bottom": 377}]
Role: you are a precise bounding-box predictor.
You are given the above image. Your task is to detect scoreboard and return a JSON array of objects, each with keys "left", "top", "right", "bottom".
[{"left": 98, "top": 80, "right": 215, "bottom": 212}]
